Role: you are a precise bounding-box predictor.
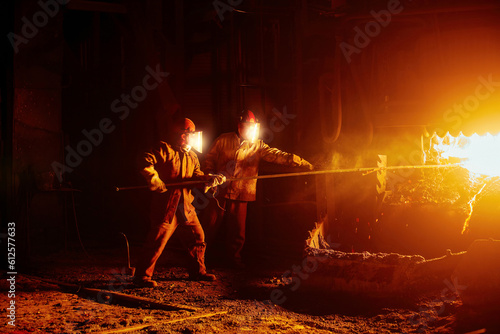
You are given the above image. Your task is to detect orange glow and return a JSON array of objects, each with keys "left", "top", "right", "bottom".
[{"left": 431, "top": 132, "right": 500, "bottom": 177}]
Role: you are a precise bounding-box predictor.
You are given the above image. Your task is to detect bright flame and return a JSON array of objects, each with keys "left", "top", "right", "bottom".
[{"left": 431, "top": 132, "right": 500, "bottom": 176}]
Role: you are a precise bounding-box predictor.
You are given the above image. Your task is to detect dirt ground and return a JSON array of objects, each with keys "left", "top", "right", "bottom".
[{"left": 1, "top": 247, "right": 498, "bottom": 334}]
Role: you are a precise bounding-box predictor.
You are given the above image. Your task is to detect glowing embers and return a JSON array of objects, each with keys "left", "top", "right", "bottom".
[{"left": 430, "top": 132, "right": 500, "bottom": 177}]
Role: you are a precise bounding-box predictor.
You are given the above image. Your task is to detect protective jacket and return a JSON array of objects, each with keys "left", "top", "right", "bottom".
[
  {"left": 203, "top": 132, "right": 311, "bottom": 201},
  {"left": 141, "top": 141, "right": 205, "bottom": 225}
]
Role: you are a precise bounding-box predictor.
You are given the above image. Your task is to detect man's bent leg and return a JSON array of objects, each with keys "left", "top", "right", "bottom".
[{"left": 134, "top": 218, "right": 178, "bottom": 284}]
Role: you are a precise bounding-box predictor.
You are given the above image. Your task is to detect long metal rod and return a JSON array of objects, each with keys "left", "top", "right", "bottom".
[
  {"left": 115, "top": 180, "right": 208, "bottom": 191},
  {"left": 115, "top": 163, "right": 461, "bottom": 191},
  {"left": 22, "top": 274, "right": 199, "bottom": 312}
]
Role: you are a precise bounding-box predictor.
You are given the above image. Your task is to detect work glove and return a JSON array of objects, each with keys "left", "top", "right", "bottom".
[
  {"left": 149, "top": 175, "right": 167, "bottom": 193},
  {"left": 302, "top": 160, "right": 314, "bottom": 171},
  {"left": 292, "top": 154, "right": 314, "bottom": 171},
  {"left": 204, "top": 173, "right": 226, "bottom": 193}
]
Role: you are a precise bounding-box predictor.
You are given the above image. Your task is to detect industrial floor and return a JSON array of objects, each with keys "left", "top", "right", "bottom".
[{"left": 2, "top": 245, "right": 498, "bottom": 334}]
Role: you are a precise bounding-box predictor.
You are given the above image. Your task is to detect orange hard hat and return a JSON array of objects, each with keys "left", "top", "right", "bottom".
[
  {"left": 173, "top": 118, "right": 196, "bottom": 133},
  {"left": 239, "top": 110, "right": 257, "bottom": 123}
]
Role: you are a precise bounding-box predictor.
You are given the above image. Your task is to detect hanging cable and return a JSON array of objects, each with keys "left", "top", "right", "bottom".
[{"left": 208, "top": 187, "right": 226, "bottom": 212}]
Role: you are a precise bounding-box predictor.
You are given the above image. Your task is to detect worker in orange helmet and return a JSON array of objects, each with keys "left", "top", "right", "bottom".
[
  {"left": 133, "top": 116, "right": 225, "bottom": 287},
  {"left": 202, "top": 109, "right": 313, "bottom": 269}
]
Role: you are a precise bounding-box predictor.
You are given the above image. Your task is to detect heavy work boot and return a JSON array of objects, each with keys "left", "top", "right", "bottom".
[
  {"left": 188, "top": 242, "right": 216, "bottom": 281},
  {"left": 132, "top": 276, "right": 158, "bottom": 288}
]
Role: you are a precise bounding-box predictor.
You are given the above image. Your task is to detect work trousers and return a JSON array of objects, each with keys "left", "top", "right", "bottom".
[
  {"left": 136, "top": 211, "right": 207, "bottom": 280},
  {"left": 203, "top": 197, "right": 248, "bottom": 264}
]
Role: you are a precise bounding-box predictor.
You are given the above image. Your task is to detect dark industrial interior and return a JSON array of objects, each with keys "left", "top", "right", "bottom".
[{"left": 2, "top": 0, "right": 500, "bottom": 333}]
